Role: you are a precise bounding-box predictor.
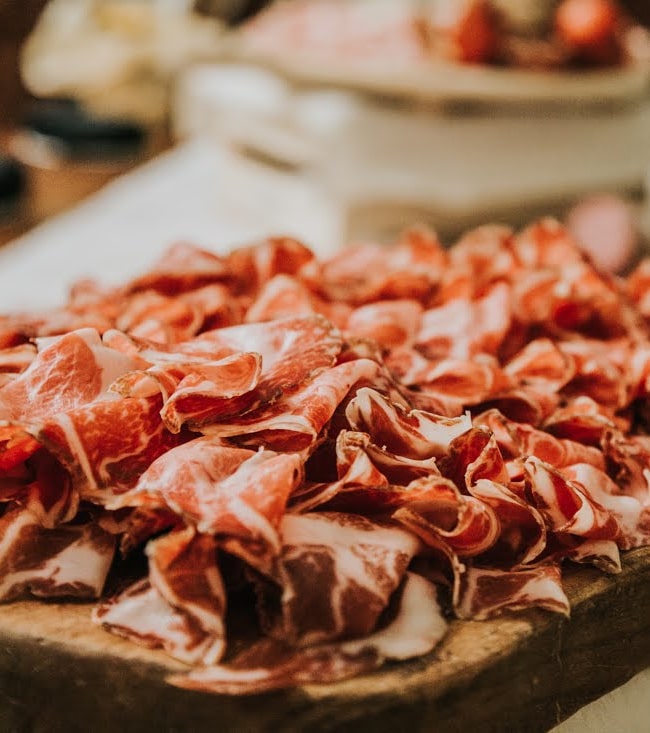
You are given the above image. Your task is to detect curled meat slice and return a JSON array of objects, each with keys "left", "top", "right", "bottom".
[
  {"left": 35, "top": 394, "right": 186, "bottom": 499},
  {"left": 438, "top": 428, "right": 509, "bottom": 492},
  {"left": 602, "top": 430, "right": 650, "bottom": 504},
  {"left": 456, "top": 562, "right": 570, "bottom": 620},
  {"left": 303, "top": 230, "right": 444, "bottom": 306},
  {"left": 393, "top": 478, "right": 500, "bottom": 559},
  {"left": 125, "top": 242, "right": 230, "bottom": 296},
  {"left": 524, "top": 457, "right": 619, "bottom": 540},
  {"left": 227, "top": 236, "right": 315, "bottom": 295},
  {"left": 245, "top": 275, "right": 351, "bottom": 328},
  {"left": 345, "top": 300, "right": 423, "bottom": 349},
  {"left": 476, "top": 409, "right": 605, "bottom": 471},
  {"left": 563, "top": 463, "right": 646, "bottom": 550},
  {"left": 204, "top": 358, "right": 381, "bottom": 451},
  {"left": 0, "top": 506, "right": 115, "bottom": 602},
  {"left": 416, "top": 283, "right": 512, "bottom": 360},
  {"left": 0, "top": 343, "right": 37, "bottom": 376},
  {"left": 259, "top": 512, "right": 421, "bottom": 647},
  {"left": 512, "top": 218, "right": 587, "bottom": 269},
  {"left": 448, "top": 224, "right": 516, "bottom": 286},
  {"left": 114, "top": 438, "right": 301, "bottom": 568},
  {"left": 504, "top": 338, "right": 576, "bottom": 393},
  {"left": 544, "top": 396, "right": 619, "bottom": 445},
  {"left": 117, "top": 290, "right": 205, "bottom": 344},
  {"left": 346, "top": 387, "right": 472, "bottom": 460},
  {"left": 169, "top": 572, "right": 446, "bottom": 695},
  {"left": 0, "top": 328, "right": 139, "bottom": 423},
  {"left": 185, "top": 315, "right": 342, "bottom": 397},
  {"left": 93, "top": 528, "right": 226, "bottom": 665},
  {"left": 158, "top": 352, "right": 262, "bottom": 432},
  {"left": 559, "top": 339, "right": 629, "bottom": 409}
]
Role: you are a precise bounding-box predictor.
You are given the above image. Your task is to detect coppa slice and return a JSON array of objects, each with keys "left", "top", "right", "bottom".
[
  {"left": 113, "top": 438, "right": 302, "bottom": 570},
  {"left": 0, "top": 506, "right": 115, "bottom": 602},
  {"left": 0, "top": 328, "right": 139, "bottom": 423},
  {"left": 257, "top": 512, "right": 421, "bottom": 647},
  {"left": 93, "top": 527, "right": 226, "bottom": 665},
  {"left": 169, "top": 572, "right": 447, "bottom": 695}
]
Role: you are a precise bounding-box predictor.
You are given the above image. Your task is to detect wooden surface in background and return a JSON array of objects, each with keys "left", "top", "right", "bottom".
[{"left": 1, "top": 546, "right": 650, "bottom": 733}]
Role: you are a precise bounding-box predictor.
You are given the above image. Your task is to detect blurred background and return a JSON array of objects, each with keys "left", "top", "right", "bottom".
[{"left": 1, "top": 0, "right": 650, "bottom": 274}]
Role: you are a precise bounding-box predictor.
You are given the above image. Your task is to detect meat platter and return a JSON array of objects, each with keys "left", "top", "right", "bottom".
[{"left": 2, "top": 220, "right": 650, "bottom": 730}]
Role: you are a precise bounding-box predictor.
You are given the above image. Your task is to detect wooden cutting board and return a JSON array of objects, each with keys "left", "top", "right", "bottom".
[{"left": 1, "top": 546, "right": 650, "bottom": 733}]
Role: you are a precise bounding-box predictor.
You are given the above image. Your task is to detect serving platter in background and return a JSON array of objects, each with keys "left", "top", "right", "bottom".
[{"left": 228, "top": 45, "right": 650, "bottom": 109}]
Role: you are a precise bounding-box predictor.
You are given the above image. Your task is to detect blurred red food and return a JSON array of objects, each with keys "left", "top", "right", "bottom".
[
  {"left": 555, "top": 0, "right": 623, "bottom": 64},
  {"left": 566, "top": 194, "right": 638, "bottom": 274}
]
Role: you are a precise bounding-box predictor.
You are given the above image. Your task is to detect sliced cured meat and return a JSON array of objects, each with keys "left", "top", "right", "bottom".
[
  {"left": 304, "top": 236, "right": 442, "bottom": 305},
  {"left": 244, "top": 274, "right": 318, "bottom": 324},
  {"left": 512, "top": 217, "right": 587, "bottom": 269},
  {"left": 563, "top": 463, "right": 646, "bottom": 550},
  {"left": 35, "top": 394, "right": 186, "bottom": 498},
  {"left": 475, "top": 409, "right": 606, "bottom": 471},
  {"left": 544, "top": 396, "right": 619, "bottom": 445},
  {"left": 437, "top": 428, "right": 509, "bottom": 492},
  {"left": 169, "top": 572, "right": 447, "bottom": 695},
  {"left": 416, "top": 282, "right": 511, "bottom": 360},
  {"left": 600, "top": 429, "right": 650, "bottom": 504},
  {"left": 346, "top": 387, "right": 472, "bottom": 460},
  {"left": 559, "top": 339, "right": 628, "bottom": 409},
  {"left": 116, "top": 291, "right": 204, "bottom": 344},
  {"left": 336, "top": 429, "right": 440, "bottom": 487},
  {"left": 0, "top": 425, "right": 40, "bottom": 473},
  {"left": 25, "top": 448, "right": 77, "bottom": 527},
  {"left": 0, "top": 342, "right": 37, "bottom": 375},
  {"left": 206, "top": 358, "right": 381, "bottom": 451},
  {"left": 227, "top": 237, "right": 315, "bottom": 295},
  {"left": 447, "top": 224, "right": 516, "bottom": 287},
  {"left": 393, "top": 478, "right": 500, "bottom": 559},
  {"left": 0, "top": 506, "right": 115, "bottom": 602},
  {"left": 154, "top": 352, "right": 262, "bottom": 433},
  {"left": 184, "top": 315, "right": 342, "bottom": 395},
  {"left": 524, "top": 456, "right": 619, "bottom": 540},
  {"left": 0, "top": 328, "right": 139, "bottom": 423},
  {"left": 345, "top": 300, "right": 423, "bottom": 349},
  {"left": 125, "top": 242, "right": 230, "bottom": 295},
  {"left": 146, "top": 527, "right": 226, "bottom": 664},
  {"left": 504, "top": 338, "right": 576, "bottom": 393},
  {"left": 258, "top": 512, "right": 421, "bottom": 647},
  {"left": 469, "top": 478, "right": 547, "bottom": 565},
  {"left": 456, "top": 563, "right": 570, "bottom": 620},
  {"left": 115, "top": 439, "right": 300, "bottom": 570},
  {"left": 474, "top": 383, "right": 560, "bottom": 426}
]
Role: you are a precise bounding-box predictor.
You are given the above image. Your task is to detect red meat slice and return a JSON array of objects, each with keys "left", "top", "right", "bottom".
[
  {"left": 524, "top": 456, "right": 620, "bottom": 540},
  {"left": 345, "top": 300, "right": 424, "bottom": 349},
  {"left": 169, "top": 572, "right": 446, "bottom": 695},
  {"left": 115, "top": 438, "right": 302, "bottom": 570},
  {"left": 0, "top": 506, "right": 115, "bottom": 601},
  {"left": 346, "top": 387, "right": 472, "bottom": 460},
  {"left": 204, "top": 358, "right": 381, "bottom": 450},
  {"left": 125, "top": 242, "right": 231, "bottom": 296},
  {"left": 456, "top": 563, "right": 570, "bottom": 619},
  {"left": 93, "top": 527, "right": 226, "bottom": 665},
  {"left": 416, "top": 282, "right": 511, "bottom": 360},
  {"left": 0, "top": 328, "right": 139, "bottom": 423},
  {"left": 35, "top": 394, "right": 186, "bottom": 499},
  {"left": 258, "top": 512, "right": 421, "bottom": 647}
]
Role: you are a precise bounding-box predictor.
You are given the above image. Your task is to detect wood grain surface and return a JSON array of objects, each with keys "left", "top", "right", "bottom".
[{"left": 1, "top": 546, "right": 650, "bottom": 733}]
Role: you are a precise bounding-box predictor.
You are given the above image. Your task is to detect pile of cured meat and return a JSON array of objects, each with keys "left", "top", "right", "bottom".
[{"left": 2, "top": 219, "right": 650, "bottom": 695}]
